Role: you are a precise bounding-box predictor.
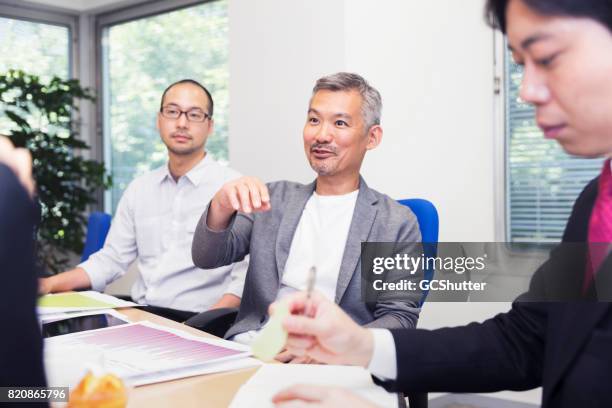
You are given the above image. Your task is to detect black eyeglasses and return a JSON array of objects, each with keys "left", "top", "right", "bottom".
[{"left": 160, "top": 105, "right": 211, "bottom": 122}]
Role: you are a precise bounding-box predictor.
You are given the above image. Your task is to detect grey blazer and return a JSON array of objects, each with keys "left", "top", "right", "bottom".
[{"left": 192, "top": 177, "right": 422, "bottom": 339}]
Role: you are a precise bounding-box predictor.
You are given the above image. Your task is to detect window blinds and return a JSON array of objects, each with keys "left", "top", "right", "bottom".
[{"left": 505, "top": 55, "right": 604, "bottom": 243}]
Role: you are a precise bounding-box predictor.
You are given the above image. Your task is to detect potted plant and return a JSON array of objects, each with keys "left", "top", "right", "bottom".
[{"left": 0, "top": 69, "right": 111, "bottom": 273}]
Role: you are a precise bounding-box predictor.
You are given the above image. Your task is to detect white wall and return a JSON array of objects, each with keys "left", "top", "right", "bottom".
[
  {"left": 228, "top": 0, "right": 347, "bottom": 184},
  {"left": 229, "top": 0, "right": 497, "bottom": 242},
  {"left": 345, "top": 0, "right": 496, "bottom": 242}
]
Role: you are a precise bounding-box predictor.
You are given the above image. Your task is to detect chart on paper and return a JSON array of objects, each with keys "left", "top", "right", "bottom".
[{"left": 45, "top": 321, "right": 251, "bottom": 379}]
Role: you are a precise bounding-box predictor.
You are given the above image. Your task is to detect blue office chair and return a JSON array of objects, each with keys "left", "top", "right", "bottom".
[
  {"left": 81, "top": 212, "right": 112, "bottom": 262},
  {"left": 397, "top": 198, "right": 439, "bottom": 305},
  {"left": 396, "top": 199, "right": 438, "bottom": 408}
]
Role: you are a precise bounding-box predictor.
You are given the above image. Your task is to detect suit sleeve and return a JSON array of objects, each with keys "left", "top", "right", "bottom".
[
  {"left": 0, "top": 164, "right": 46, "bottom": 389},
  {"left": 377, "top": 301, "right": 546, "bottom": 393},
  {"left": 224, "top": 256, "right": 249, "bottom": 298},
  {"left": 191, "top": 203, "right": 253, "bottom": 269},
  {"left": 365, "top": 209, "right": 423, "bottom": 329}
]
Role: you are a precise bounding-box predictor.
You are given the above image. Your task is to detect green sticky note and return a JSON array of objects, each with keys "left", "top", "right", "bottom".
[
  {"left": 38, "top": 293, "right": 114, "bottom": 308},
  {"left": 251, "top": 301, "right": 290, "bottom": 361}
]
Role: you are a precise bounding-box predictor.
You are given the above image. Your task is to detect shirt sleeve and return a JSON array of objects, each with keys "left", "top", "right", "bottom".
[
  {"left": 78, "top": 185, "right": 138, "bottom": 292},
  {"left": 225, "top": 255, "right": 249, "bottom": 298},
  {"left": 368, "top": 328, "right": 398, "bottom": 381}
]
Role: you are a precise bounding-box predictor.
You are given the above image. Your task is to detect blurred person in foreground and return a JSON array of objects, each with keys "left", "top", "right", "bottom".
[{"left": 0, "top": 136, "right": 46, "bottom": 398}]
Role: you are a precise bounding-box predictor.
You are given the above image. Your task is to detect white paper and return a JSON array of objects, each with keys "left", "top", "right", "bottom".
[
  {"left": 128, "top": 358, "right": 262, "bottom": 387},
  {"left": 45, "top": 343, "right": 106, "bottom": 388},
  {"left": 39, "top": 308, "right": 129, "bottom": 324},
  {"left": 229, "top": 364, "right": 398, "bottom": 408},
  {"left": 44, "top": 321, "right": 254, "bottom": 388}
]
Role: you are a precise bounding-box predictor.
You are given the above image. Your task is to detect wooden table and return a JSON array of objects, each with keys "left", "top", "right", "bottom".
[{"left": 118, "top": 308, "right": 260, "bottom": 408}]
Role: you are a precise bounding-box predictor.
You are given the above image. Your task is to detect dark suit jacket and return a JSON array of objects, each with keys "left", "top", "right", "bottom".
[
  {"left": 382, "top": 177, "right": 612, "bottom": 408},
  {"left": 0, "top": 164, "right": 46, "bottom": 391}
]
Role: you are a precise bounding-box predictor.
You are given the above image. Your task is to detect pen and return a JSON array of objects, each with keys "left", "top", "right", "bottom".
[{"left": 305, "top": 266, "right": 317, "bottom": 317}]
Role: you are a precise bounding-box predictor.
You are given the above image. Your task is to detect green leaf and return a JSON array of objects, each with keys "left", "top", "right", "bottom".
[{"left": 0, "top": 70, "right": 110, "bottom": 274}]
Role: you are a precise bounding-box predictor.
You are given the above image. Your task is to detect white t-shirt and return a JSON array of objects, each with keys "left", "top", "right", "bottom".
[{"left": 232, "top": 189, "right": 359, "bottom": 344}]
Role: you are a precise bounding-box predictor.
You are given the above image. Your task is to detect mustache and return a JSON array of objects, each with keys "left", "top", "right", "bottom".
[
  {"left": 310, "top": 143, "right": 337, "bottom": 154},
  {"left": 171, "top": 132, "right": 192, "bottom": 139}
]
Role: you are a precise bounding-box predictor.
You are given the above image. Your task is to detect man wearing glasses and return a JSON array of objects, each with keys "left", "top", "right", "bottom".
[{"left": 39, "top": 79, "right": 247, "bottom": 322}]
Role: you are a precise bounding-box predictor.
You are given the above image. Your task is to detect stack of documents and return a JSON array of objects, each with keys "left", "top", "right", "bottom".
[
  {"left": 38, "top": 291, "right": 139, "bottom": 315},
  {"left": 45, "top": 321, "right": 261, "bottom": 387},
  {"left": 230, "top": 364, "right": 398, "bottom": 408},
  {"left": 39, "top": 308, "right": 128, "bottom": 325}
]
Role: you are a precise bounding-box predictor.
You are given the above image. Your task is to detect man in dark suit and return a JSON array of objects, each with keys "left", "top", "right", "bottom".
[
  {"left": 0, "top": 137, "right": 47, "bottom": 394},
  {"left": 270, "top": 0, "right": 612, "bottom": 407}
]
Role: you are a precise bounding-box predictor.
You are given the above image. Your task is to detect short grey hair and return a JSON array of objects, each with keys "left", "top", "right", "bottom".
[{"left": 311, "top": 72, "right": 382, "bottom": 129}]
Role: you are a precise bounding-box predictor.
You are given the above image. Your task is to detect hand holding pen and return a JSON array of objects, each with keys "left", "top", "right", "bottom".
[{"left": 273, "top": 284, "right": 375, "bottom": 368}]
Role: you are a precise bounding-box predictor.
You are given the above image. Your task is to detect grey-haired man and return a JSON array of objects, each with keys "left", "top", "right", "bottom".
[{"left": 192, "top": 72, "right": 422, "bottom": 361}]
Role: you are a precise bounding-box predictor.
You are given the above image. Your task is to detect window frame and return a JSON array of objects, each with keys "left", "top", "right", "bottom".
[
  {"left": 94, "top": 0, "right": 221, "bottom": 213},
  {"left": 0, "top": 2, "right": 78, "bottom": 79},
  {"left": 493, "top": 31, "right": 507, "bottom": 242}
]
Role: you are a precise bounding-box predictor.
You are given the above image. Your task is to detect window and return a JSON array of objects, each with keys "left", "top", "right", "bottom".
[
  {"left": 505, "top": 51, "right": 604, "bottom": 243},
  {"left": 0, "top": 16, "right": 70, "bottom": 80},
  {"left": 0, "top": 16, "right": 70, "bottom": 135},
  {"left": 101, "top": 0, "right": 229, "bottom": 213}
]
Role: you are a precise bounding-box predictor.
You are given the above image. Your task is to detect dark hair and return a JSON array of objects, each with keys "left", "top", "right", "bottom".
[
  {"left": 159, "top": 79, "right": 214, "bottom": 117},
  {"left": 485, "top": 0, "right": 612, "bottom": 33}
]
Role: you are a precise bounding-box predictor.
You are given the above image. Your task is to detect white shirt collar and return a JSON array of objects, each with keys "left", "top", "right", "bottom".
[{"left": 155, "top": 153, "right": 214, "bottom": 186}]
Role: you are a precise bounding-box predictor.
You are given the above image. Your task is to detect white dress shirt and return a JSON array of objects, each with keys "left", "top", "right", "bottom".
[
  {"left": 79, "top": 154, "right": 248, "bottom": 312},
  {"left": 368, "top": 328, "right": 398, "bottom": 380}
]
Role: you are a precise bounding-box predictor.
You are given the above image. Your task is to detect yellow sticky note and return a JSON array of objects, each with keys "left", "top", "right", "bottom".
[
  {"left": 38, "top": 293, "right": 114, "bottom": 308},
  {"left": 251, "top": 301, "right": 290, "bottom": 361}
]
